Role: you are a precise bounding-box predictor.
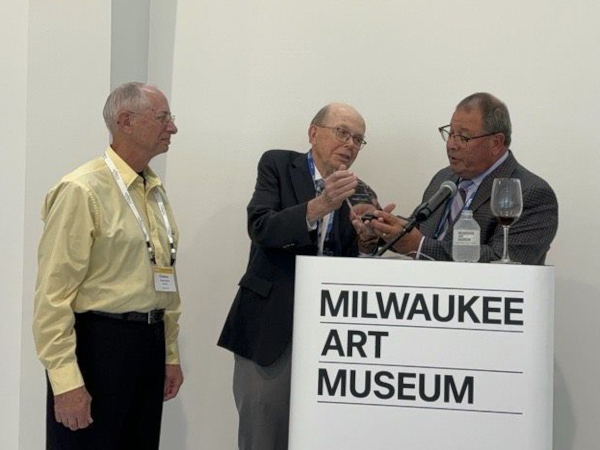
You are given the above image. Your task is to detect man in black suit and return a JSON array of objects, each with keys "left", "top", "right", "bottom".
[
  {"left": 218, "top": 103, "right": 390, "bottom": 450},
  {"left": 371, "top": 92, "right": 558, "bottom": 264}
]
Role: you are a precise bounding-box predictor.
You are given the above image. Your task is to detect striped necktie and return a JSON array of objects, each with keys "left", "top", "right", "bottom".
[
  {"left": 315, "top": 178, "right": 325, "bottom": 195},
  {"left": 449, "top": 180, "right": 471, "bottom": 225},
  {"left": 438, "top": 180, "right": 471, "bottom": 240}
]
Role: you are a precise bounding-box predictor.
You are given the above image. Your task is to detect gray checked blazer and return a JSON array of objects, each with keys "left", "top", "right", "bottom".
[{"left": 418, "top": 151, "right": 558, "bottom": 265}]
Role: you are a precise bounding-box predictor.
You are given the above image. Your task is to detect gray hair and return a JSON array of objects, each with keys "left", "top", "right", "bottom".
[
  {"left": 457, "top": 92, "right": 512, "bottom": 147},
  {"left": 310, "top": 104, "right": 332, "bottom": 126},
  {"left": 102, "top": 82, "right": 153, "bottom": 133}
]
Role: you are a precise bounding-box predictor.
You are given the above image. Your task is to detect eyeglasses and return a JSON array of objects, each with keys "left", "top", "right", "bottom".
[
  {"left": 438, "top": 124, "right": 499, "bottom": 145},
  {"left": 129, "top": 111, "right": 176, "bottom": 125},
  {"left": 315, "top": 125, "right": 367, "bottom": 149}
]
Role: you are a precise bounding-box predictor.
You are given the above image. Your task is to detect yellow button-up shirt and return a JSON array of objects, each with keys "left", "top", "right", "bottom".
[{"left": 33, "top": 147, "right": 182, "bottom": 395}]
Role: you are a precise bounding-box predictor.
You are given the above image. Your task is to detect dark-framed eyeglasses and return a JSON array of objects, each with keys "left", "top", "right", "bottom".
[
  {"left": 315, "top": 125, "right": 367, "bottom": 149},
  {"left": 129, "top": 111, "right": 176, "bottom": 125},
  {"left": 438, "top": 124, "right": 500, "bottom": 145}
]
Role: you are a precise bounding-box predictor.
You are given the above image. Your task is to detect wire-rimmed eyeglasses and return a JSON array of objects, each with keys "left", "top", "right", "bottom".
[
  {"left": 438, "top": 124, "right": 500, "bottom": 145},
  {"left": 129, "top": 111, "right": 176, "bottom": 125},
  {"left": 315, "top": 125, "right": 367, "bottom": 149}
]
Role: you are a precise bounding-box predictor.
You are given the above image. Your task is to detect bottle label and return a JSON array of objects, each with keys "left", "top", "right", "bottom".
[{"left": 455, "top": 230, "right": 480, "bottom": 245}]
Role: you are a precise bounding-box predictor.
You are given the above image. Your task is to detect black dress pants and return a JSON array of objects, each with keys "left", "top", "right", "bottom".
[{"left": 46, "top": 312, "right": 166, "bottom": 450}]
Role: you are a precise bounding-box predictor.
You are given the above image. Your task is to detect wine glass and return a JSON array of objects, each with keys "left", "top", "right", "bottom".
[{"left": 490, "top": 178, "right": 523, "bottom": 264}]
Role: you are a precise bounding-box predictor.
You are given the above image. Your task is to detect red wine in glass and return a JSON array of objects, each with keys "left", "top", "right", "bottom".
[{"left": 490, "top": 178, "right": 523, "bottom": 264}]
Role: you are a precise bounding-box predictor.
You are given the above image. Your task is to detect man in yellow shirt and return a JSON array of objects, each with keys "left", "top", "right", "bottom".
[{"left": 33, "top": 82, "right": 183, "bottom": 450}]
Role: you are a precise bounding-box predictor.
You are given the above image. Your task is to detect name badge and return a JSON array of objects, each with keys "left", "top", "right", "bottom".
[{"left": 153, "top": 266, "right": 177, "bottom": 292}]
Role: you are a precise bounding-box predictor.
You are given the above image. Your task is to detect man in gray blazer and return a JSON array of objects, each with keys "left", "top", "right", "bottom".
[{"left": 372, "top": 92, "right": 558, "bottom": 264}]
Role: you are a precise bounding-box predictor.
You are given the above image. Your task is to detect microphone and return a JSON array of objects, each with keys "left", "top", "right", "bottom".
[
  {"left": 375, "top": 181, "right": 457, "bottom": 256},
  {"left": 412, "top": 180, "right": 458, "bottom": 222}
]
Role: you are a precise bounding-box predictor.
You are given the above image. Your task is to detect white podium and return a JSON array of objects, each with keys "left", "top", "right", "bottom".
[{"left": 289, "top": 256, "right": 554, "bottom": 450}]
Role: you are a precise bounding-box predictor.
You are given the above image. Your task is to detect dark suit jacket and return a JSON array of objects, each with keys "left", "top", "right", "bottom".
[
  {"left": 419, "top": 151, "right": 558, "bottom": 265},
  {"left": 218, "top": 150, "right": 359, "bottom": 366}
]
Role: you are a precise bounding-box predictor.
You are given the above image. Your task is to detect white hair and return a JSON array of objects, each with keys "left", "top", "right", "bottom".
[{"left": 102, "top": 82, "right": 155, "bottom": 133}]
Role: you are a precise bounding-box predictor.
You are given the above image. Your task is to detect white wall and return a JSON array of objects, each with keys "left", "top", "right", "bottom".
[
  {"left": 3, "top": 1, "right": 599, "bottom": 449},
  {"left": 166, "top": 1, "right": 600, "bottom": 449},
  {"left": 0, "top": 1, "right": 28, "bottom": 448},
  {"left": 15, "top": 2, "right": 112, "bottom": 449}
]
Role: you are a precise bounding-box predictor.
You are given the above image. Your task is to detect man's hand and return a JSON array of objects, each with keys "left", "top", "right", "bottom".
[
  {"left": 372, "top": 209, "right": 423, "bottom": 256},
  {"left": 351, "top": 203, "right": 396, "bottom": 253},
  {"left": 164, "top": 364, "right": 184, "bottom": 401},
  {"left": 306, "top": 165, "right": 358, "bottom": 222},
  {"left": 54, "top": 386, "right": 93, "bottom": 431}
]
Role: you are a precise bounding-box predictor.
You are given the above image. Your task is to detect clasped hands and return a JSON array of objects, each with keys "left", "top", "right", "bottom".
[
  {"left": 351, "top": 201, "right": 423, "bottom": 256},
  {"left": 350, "top": 202, "right": 395, "bottom": 253},
  {"left": 305, "top": 166, "right": 421, "bottom": 255},
  {"left": 366, "top": 209, "right": 424, "bottom": 255}
]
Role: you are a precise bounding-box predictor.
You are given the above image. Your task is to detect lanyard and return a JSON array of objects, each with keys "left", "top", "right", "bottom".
[
  {"left": 307, "top": 152, "right": 335, "bottom": 254},
  {"left": 103, "top": 152, "right": 176, "bottom": 266}
]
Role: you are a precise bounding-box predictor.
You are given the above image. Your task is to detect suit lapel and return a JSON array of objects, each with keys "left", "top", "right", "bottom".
[
  {"left": 289, "top": 152, "right": 317, "bottom": 205},
  {"left": 471, "top": 151, "right": 518, "bottom": 213},
  {"left": 423, "top": 173, "right": 460, "bottom": 238}
]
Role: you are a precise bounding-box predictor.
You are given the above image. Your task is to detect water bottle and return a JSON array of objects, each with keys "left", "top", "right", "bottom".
[{"left": 452, "top": 210, "right": 481, "bottom": 262}]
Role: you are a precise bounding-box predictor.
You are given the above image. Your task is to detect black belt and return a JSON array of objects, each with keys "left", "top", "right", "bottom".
[{"left": 88, "top": 309, "right": 165, "bottom": 324}]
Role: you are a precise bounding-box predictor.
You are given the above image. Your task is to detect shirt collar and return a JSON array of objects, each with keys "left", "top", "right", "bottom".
[
  {"left": 313, "top": 162, "right": 323, "bottom": 181},
  {"left": 143, "top": 165, "right": 162, "bottom": 189},
  {"left": 468, "top": 151, "right": 509, "bottom": 188},
  {"left": 106, "top": 146, "right": 162, "bottom": 189}
]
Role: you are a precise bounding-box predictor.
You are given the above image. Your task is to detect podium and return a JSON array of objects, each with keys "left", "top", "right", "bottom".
[{"left": 289, "top": 256, "right": 554, "bottom": 450}]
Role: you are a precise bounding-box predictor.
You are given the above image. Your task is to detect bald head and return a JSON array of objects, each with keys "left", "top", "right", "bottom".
[{"left": 311, "top": 103, "right": 366, "bottom": 132}]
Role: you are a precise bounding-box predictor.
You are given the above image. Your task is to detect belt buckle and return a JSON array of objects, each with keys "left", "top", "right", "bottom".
[{"left": 147, "top": 309, "right": 163, "bottom": 324}]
